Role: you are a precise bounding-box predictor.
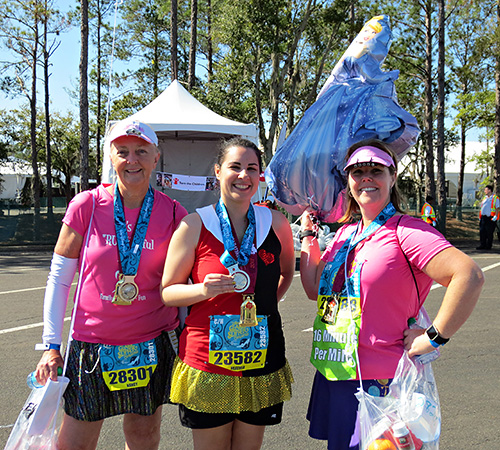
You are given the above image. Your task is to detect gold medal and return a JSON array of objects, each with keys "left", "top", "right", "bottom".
[
  {"left": 240, "top": 294, "right": 258, "bottom": 327},
  {"left": 112, "top": 274, "right": 139, "bottom": 306}
]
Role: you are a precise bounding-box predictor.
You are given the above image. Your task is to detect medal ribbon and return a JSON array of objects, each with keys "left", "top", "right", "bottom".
[
  {"left": 215, "top": 198, "right": 256, "bottom": 268},
  {"left": 114, "top": 184, "right": 154, "bottom": 276},
  {"left": 323, "top": 202, "right": 397, "bottom": 294},
  {"left": 215, "top": 199, "right": 257, "bottom": 294},
  {"left": 311, "top": 202, "right": 396, "bottom": 381}
]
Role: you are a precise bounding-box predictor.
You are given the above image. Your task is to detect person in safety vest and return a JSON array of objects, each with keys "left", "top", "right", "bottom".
[
  {"left": 421, "top": 195, "right": 437, "bottom": 227},
  {"left": 477, "top": 185, "right": 500, "bottom": 250}
]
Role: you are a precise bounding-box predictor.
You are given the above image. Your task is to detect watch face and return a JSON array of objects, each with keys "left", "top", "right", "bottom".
[
  {"left": 426, "top": 325, "right": 449, "bottom": 345},
  {"left": 426, "top": 325, "right": 439, "bottom": 340}
]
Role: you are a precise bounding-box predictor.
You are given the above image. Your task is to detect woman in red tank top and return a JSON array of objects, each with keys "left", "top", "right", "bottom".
[{"left": 161, "top": 137, "right": 295, "bottom": 450}]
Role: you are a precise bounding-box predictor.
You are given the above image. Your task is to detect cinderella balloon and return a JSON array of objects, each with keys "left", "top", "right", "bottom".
[{"left": 265, "top": 15, "right": 420, "bottom": 222}]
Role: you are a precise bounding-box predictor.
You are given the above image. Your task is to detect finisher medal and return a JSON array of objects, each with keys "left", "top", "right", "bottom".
[
  {"left": 113, "top": 184, "right": 154, "bottom": 307},
  {"left": 228, "top": 264, "right": 251, "bottom": 293},
  {"left": 240, "top": 294, "right": 258, "bottom": 327},
  {"left": 113, "top": 274, "right": 139, "bottom": 305}
]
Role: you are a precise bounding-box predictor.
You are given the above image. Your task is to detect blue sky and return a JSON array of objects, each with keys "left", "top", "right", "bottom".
[{"left": 2, "top": 25, "right": 80, "bottom": 114}]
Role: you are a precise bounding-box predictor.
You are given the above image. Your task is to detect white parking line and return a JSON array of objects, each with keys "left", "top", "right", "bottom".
[
  {"left": 0, "top": 317, "right": 71, "bottom": 335},
  {"left": 0, "top": 286, "right": 46, "bottom": 295},
  {"left": 0, "top": 282, "right": 77, "bottom": 295}
]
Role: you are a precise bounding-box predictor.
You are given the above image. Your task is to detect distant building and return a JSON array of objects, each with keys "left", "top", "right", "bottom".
[{"left": 445, "top": 141, "right": 488, "bottom": 206}]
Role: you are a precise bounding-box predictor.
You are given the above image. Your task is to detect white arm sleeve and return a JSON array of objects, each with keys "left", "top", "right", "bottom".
[{"left": 42, "top": 253, "right": 79, "bottom": 345}]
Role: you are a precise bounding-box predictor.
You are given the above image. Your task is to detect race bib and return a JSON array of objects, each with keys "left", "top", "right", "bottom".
[
  {"left": 311, "top": 261, "right": 363, "bottom": 381},
  {"left": 209, "top": 315, "right": 268, "bottom": 371},
  {"left": 100, "top": 340, "right": 157, "bottom": 391}
]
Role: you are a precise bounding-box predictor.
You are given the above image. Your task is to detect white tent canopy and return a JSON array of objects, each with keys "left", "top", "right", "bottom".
[
  {"left": 102, "top": 80, "right": 259, "bottom": 212},
  {"left": 0, "top": 157, "right": 32, "bottom": 200}
]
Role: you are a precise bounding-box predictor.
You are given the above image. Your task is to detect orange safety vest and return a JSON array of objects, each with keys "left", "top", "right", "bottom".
[
  {"left": 421, "top": 202, "right": 436, "bottom": 225},
  {"left": 479, "top": 194, "right": 500, "bottom": 220}
]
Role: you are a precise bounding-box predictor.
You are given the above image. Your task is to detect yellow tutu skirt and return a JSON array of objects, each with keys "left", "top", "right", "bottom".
[{"left": 170, "top": 356, "right": 294, "bottom": 413}]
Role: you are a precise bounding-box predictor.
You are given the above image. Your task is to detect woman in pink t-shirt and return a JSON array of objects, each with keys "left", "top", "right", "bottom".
[
  {"left": 32, "top": 120, "right": 187, "bottom": 450},
  {"left": 299, "top": 139, "right": 484, "bottom": 450}
]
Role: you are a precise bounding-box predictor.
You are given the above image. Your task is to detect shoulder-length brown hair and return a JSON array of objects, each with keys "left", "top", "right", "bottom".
[{"left": 339, "top": 139, "right": 404, "bottom": 223}]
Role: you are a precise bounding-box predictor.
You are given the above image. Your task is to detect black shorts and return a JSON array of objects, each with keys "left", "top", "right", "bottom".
[{"left": 179, "top": 402, "right": 284, "bottom": 429}]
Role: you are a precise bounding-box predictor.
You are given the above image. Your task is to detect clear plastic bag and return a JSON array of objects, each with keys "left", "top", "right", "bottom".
[
  {"left": 4, "top": 376, "right": 69, "bottom": 450},
  {"left": 356, "top": 352, "right": 440, "bottom": 450}
]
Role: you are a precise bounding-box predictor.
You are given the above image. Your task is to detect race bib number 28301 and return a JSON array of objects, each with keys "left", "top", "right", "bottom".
[{"left": 100, "top": 340, "right": 158, "bottom": 391}]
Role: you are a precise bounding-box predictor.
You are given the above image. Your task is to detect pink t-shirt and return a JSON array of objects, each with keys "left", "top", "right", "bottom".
[
  {"left": 63, "top": 184, "right": 187, "bottom": 345},
  {"left": 320, "top": 214, "right": 452, "bottom": 379}
]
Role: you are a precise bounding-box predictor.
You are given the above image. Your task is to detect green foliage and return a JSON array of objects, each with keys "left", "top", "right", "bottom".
[
  {"left": 0, "top": 108, "right": 84, "bottom": 198},
  {"left": 1, "top": 0, "right": 499, "bottom": 197},
  {"left": 0, "top": 107, "right": 41, "bottom": 160},
  {"left": 115, "top": 0, "right": 174, "bottom": 100},
  {"left": 0, "top": 139, "right": 9, "bottom": 161}
]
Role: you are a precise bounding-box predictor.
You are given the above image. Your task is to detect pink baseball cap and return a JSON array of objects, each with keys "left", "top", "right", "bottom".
[
  {"left": 344, "top": 145, "right": 396, "bottom": 171},
  {"left": 108, "top": 120, "right": 158, "bottom": 146}
]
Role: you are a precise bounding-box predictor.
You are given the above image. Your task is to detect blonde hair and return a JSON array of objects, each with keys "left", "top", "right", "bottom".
[{"left": 363, "top": 16, "right": 383, "bottom": 34}]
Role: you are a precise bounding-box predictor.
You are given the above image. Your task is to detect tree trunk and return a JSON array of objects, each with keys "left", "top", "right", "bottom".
[
  {"left": 495, "top": 0, "right": 500, "bottom": 195},
  {"left": 44, "top": 5, "right": 53, "bottom": 213},
  {"left": 436, "top": 0, "right": 446, "bottom": 234},
  {"left": 31, "top": 9, "right": 40, "bottom": 212},
  {"left": 259, "top": 0, "right": 314, "bottom": 163},
  {"left": 206, "top": 0, "right": 213, "bottom": 83},
  {"left": 171, "top": 0, "right": 178, "bottom": 81},
  {"left": 456, "top": 121, "right": 466, "bottom": 221},
  {"left": 188, "top": 0, "right": 197, "bottom": 90},
  {"left": 349, "top": 0, "right": 356, "bottom": 41},
  {"left": 424, "top": 2, "right": 435, "bottom": 201},
  {"left": 305, "top": 28, "right": 336, "bottom": 109},
  {"left": 286, "top": 60, "right": 300, "bottom": 130},
  {"left": 80, "top": 0, "right": 89, "bottom": 191},
  {"left": 95, "top": 0, "right": 102, "bottom": 184}
]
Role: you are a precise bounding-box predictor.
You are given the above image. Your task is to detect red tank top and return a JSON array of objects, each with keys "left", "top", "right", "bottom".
[{"left": 178, "top": 223, "right": 286, "bottom": 376}]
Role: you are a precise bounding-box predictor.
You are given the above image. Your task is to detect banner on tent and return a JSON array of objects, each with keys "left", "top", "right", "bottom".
[{"left": 156, "top": 172, "right": 218, "bottom": 191}]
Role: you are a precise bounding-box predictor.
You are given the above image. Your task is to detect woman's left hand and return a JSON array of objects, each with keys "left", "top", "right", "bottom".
[{"left": 403, "top": 327, "right": 435, "bottom": 358}]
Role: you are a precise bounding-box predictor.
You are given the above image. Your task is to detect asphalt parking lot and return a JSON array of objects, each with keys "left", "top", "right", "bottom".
[{"left": 0, "top": 243, "right": 499, "bottom": 449}]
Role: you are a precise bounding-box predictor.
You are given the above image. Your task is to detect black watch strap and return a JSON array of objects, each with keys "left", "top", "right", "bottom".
[
  {"left": 426, "top": 324, "right": 449, "bottom": 346},
  {"left": 299, "top": 229, "right": 317, "bottom": 242}
]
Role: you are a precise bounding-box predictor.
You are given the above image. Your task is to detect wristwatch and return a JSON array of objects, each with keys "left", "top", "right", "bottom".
[
  {"left": 426, "top": 324, "right": 449, "bottom": 347},
  {"left": 299, "top": 229, "right": 317, "bottom": 242}
]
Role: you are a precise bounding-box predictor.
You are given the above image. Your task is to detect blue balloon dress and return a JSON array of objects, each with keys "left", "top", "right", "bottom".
[{"left": 265, "top": 15, "right": 420, "bottom": 222}]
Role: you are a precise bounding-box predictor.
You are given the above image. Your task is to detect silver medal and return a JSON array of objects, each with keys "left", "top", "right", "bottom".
[{"left": 233, "top": 269, "right": 250, "bottom": 293}]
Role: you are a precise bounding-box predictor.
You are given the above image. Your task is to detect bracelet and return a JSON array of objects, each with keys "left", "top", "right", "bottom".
[
  {"left": 35, "top": 343, "right": 61, "bottom": 351},
  {"left": 299, "top": 229, "right": 317, "bottom": 242}
]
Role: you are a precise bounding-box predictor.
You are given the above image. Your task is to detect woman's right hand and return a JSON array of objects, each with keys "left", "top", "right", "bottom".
[
  {"left": 35, "top": 349, "right": 64, "bottom": 385},
  {"left": 201, "top": 273, "right": 236, "bottom": 298},
  {"left": 300, "top": 210, "right": 317, "bottom": 231}
]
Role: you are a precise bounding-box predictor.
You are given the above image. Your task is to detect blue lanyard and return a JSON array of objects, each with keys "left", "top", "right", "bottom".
[
  {"left": 215, "top": 199, "right": 256, "bottom": 269},
  {"left": 321, "top": 202, "right": 396, "bottom": 294},
  {"left": 113, "top": 184, "right": 154, "bottom": 276}
]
